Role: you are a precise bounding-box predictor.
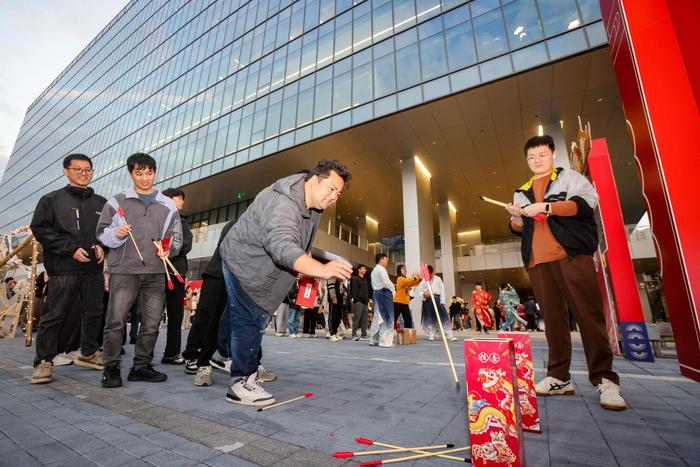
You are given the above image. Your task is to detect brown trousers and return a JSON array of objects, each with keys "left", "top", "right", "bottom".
[{"left": 528, "top": 255, "right": 619, "bottom": 385}]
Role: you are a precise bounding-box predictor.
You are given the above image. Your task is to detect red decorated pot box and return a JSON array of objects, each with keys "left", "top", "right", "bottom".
[
  {"left": 498, "top": 332, "right": 541, "bottom": 433},
  {"left": 464, "top": 337, "right": 525, "bottom": 467}
]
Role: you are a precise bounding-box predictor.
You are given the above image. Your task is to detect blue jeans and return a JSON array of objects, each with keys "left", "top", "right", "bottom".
[
  {"left": 222, "top": 261, "right": 271, "bottom": 378},
  {"left": 287, "top": 307, "right": 302, "bottom": 335},
  {"left": 217, "top": 303, "right": 232, "bottom": 359}
]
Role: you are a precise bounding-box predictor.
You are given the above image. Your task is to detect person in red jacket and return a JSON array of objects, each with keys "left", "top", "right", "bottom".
[{"left": 471, "top": 282, "right": 493, "bottom": 333}]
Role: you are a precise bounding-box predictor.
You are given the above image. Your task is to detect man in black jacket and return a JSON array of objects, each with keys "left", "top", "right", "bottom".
[
  {"left": 30, "top": 154, "right": 107, "bottom": 384},
  {"left": 160, "top": 188, "right": 193, "bottom": 365}
]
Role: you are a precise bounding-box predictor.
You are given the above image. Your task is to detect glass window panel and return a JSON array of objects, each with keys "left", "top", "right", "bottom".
[
  {"left": 547, "top": 28, "right": 587, "bottom": 59},
  {"left": 578, "top": 0, "right": 602, "bottom": 22},
  {"left": 280, "top": 92, "right": 298, "bottom": 132},
  {"left": 266, "top": 100, "right": 282, "bottom": 137},
  {"left": 373, "top": 0, "right": 394, "bottom": 42},
  {"left": 301, "top": 36, "right": 318, "bottom": 77},
  {"left": 503, "top": 0, "right": 544, "bottom": 50},
  {"left": 352, "top": 62, "right": 373, "bottom": 106},
  {"left": 290, "top": 2, "right": 305, "bottom": 39},
  {"left": 480, "top": 54, "right": 513, "bottom": 81},
  {"left": 373, "top": 52, "right": 396, "bottom": 98},
  {"left": 374, "top": 94, "right": 396, "bottom": 117},
  {"left": 586, "top": 22, "right": 607, "bottom": 47},
  {"left": 538, "top": 0, "right": 582, "bottom": 35},
  {"left": 314, "top": 78, "right": 333, "bottom": 119},
  {"left": 511, "top": 42, "right": 549, "bottom": 71},
  {"left": 445, "top": 21, "right": 476, "bottom": 71},
  {"left": 473, "top": 9, "right": 508, "bottom": 60},
  {"left": 396, "top": 43, "right": 421, "bottom": 89},
  {"left": 397, "top": 86, "right": 422, "bottom": 109},
  {"left": 418, "top": 16, "right": 443, "bottom": 39},
  {"left": 333, "top": 71, "right": 351, "bottom": 112},
  {"left": 285, "top": 42, "right": 302, "bottom": 82},
  {"left": 353, "top": 4, "right": 372, "bottom": 52},
  {"left": 320, "top": 0, "right": 335, "bottom": 23},
  {"left": 297, "top": 87, "right": 314, "bottom": 125},
  {"left": 394, "top": 0, "right": 416, "bottom": 33},
  {"left": 317, "top": 31, "right": 334, "bottom": 68},
  {"left": 395, "top": 28, "right": 418, "bottom": 49},
  {"left": 305, "top": 0, "right": 320, "bottom": 30},
  {"left": 416, "top": 0, "right": 441, "bottom": 21},
  {"left": 420, "top": 32, "right": 448, "bottom": 80},
  {"left": 422, "top": 76, "right": 450, "bottom": 100},
  {"left": 334, "top": 12, "right": 352, "bottom": 59}
]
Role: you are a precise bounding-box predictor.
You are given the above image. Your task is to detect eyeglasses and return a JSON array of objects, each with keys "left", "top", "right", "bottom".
[
  {"left": 526, "top": 152, "right": 552, "bottom": 162},
  {"left": 68, "top": 167, "right": 93, "bottom": 174}
]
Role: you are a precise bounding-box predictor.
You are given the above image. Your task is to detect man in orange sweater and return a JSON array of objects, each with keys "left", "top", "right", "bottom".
[{"left": 506, "top": 135, "right": 626, "bottom": 411}]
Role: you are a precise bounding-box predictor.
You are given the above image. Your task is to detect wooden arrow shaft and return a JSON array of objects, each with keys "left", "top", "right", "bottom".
[
  {"left": 369, "top": 441, "right": 466, "bottom": 462},
  {"left": 425, "top": 281, "right": 459, "bottom": 384},
  {"left": 355, "top": 445, "right": 449, "bottom": 456},
  {"left": 379, "top": 446, "right": 470, "bottom": 464},
  {"left": 259, "top": 395, "right": 306, "bottom": 411}
]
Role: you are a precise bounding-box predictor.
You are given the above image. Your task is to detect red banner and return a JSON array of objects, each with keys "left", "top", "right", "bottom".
[
  {"left": 601, "top": 0, "right": 700, "bottom": 381},
  {"left": 497, "top": 332, "right": 541, "bottom": 433}
]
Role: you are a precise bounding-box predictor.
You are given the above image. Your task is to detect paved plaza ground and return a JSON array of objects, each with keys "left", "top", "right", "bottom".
[{"left": 1, "top": 328, "right": 699, "bottom": 466}]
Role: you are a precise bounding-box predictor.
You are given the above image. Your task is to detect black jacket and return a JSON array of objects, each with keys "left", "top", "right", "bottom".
[
  {"left": 350, "top": 275, "right": 369, "bottom": 304},
  {"left": 30, "top": 185, "right": 107, "bottom": 276},
  {"left": 170, "top": 215, "right": 193, "bottom": 276},
  {"left": 202, "top": 219, "right": 236, "bottom": 279},
  {"left": 510, "top": 168, "right": 599, "bottom": 267}
]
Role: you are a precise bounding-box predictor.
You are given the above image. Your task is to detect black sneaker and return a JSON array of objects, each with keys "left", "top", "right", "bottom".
[
  {"left": 127, "top": 365, "right": 168, "bottom": 383},
  {"left": 101, "top": 365, "right": 122, "bottom": 388},
  {"left": 161, "top": 354, "right": 185, "bottom": 365},
  {"left": 184, "top": 359, "right": 198, "bottom": 375}
]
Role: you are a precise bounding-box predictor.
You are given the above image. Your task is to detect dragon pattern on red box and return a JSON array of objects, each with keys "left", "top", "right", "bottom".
[
  {"left": 464, "top": 338, "right": 525, "bottom": 467},
  {"left": 498, "top": 332, "right": 541, "bottom": 433}
]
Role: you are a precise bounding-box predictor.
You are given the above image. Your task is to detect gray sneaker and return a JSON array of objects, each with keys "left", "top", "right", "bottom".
[
  {"left": 31, "top": 361, "right": 52, "bottom": 384},
  {"left": 74, "top": 351, "right": 104, "bottom": 370},
  {"left": 257, "top": 365, "right": 277, "bottom": 382},
  {"left": 194, "top": 366, "right": 213, "bottom": 387}
]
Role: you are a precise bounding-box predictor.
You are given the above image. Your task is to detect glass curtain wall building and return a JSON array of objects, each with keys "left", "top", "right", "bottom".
[{"left": 0, "top": 0, "right": 605, "bottom": 231}]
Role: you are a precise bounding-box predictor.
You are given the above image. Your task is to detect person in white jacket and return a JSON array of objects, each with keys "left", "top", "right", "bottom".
[
  {"left": 369, "top": 254, "right": 396, "bottom": 347},
  {"left": 417, "top": 265, "right": 457, "bottom": 342}
]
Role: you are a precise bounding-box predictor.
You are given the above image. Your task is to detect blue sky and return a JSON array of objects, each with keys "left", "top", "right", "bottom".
[{"left": 0, "top": 0, "right": 128, "bottom": 180}]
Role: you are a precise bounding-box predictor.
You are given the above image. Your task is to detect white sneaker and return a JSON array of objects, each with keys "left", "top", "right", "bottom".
[
  {"left": 275, "top": 332, "right": 284, "bottom": 337},
  {"left": 53, "top": 353, "right": 74, "bottom": 366},
  {"left": 447, "top": 336, "right": 458, "bottom": 342},
  {"left": 194, "top": 366, "right": 213, "bottom": 387},
  {"left": 257, "top": 365, "right": 277, "bottom": 382},
  {"left": 330, "top": 334, "right": 344, "bottom": 341},
  {"left": 427, "top": 336, "right": 436, "bottom": 341},
  {"left": 288, "top": 333, "right": 299, "bottom": 339},
  {"left": 597, "top": 378, "right": 627, "bottom": 411},
  {"left": 210, "top": 354, "right": 232, "bottom": 374},
  {"left": 226, "top": 373, "right": 276, "bottom": 407},
  {"left": 535, "top": 376, "right": 576, "bottom": 396}
]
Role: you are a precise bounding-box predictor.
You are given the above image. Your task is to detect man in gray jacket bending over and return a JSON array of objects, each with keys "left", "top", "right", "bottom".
[
  {"left": 220, "top": 160, "right": 352, "bottom": 406},
  {"left": 96, "top": 153, "right": 182, "bottom": 388}
]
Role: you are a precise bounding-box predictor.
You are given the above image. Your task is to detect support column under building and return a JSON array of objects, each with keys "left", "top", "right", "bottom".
[
  {"left": 402, "top": 156, "right": 435, "bottom": 328},
  {"left": 438, "top": 201, "right": 459, "bottom": 300},
  {"left": 358, "top": 215, "right": 378, "bottom": 251}
]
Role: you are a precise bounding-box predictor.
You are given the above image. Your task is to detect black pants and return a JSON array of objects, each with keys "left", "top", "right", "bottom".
[
  {"left": 163, "top": 277, "right": 186, "bottom": 357},
  {"left": 393, "top": 302, "right": 414, "bottom": 328},
  {"left": 302, "top": 307, "right": 318, "bottom": 334},
  {"left": 329, "top": 303, "right": 343, "bottom": 335},
  {"left": 180, "top": 275, "right": 228, "bottom": 368},
  {"left": 526, "top": 314, "right": 538, "bottom": 330},
  {"left": 34, "top": 273, "right": 103, "bottom": 366}
]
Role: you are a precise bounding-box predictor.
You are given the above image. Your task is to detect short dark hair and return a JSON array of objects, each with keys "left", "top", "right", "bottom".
[
  {"left": 474, "top": 281, "right": 482, "bottom": 286},
  {"left": 63, "top": 153, "right": 92, "bottom": 169},
  {"left": 427, "top": 265, "right": 434, "bottom": 275},
  {"left": 162, "top": 188, "right": 185, "bottom": 200},
  {"left": 396, "top": 264, "right": 405, "bottom": 276},
  {"left": 358, "top": 264, "right": 367, "bottom": 270},
  {"left": 500, "top": 282, "right": 508, "bottom": 290},
  {"left": 305, "top": 159, "right": 352, "bottom": 183},
  {"left": 127, "top": 153, "right": 157, "bottom": 173},
  {"left": 524, "top": 135, "right": 555, "bottom": 156},
  {"left": 375, "top": 253, "right": 387, "bottom": 264},
  {"left": 5, "top": 277, "right": 15, "bottom": 283}
]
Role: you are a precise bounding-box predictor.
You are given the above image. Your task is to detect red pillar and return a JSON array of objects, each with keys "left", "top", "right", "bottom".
[
  {"left": 588, "top": 138, "right": 652, "bottom": 362},
  {"left": 600, "top": 0, "right": 700, "bottom": 381}
]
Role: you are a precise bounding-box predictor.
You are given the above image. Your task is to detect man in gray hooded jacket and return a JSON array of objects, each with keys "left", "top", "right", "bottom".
[{"left": 220, "top": 160, "right": 352, "bottom": 406}]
